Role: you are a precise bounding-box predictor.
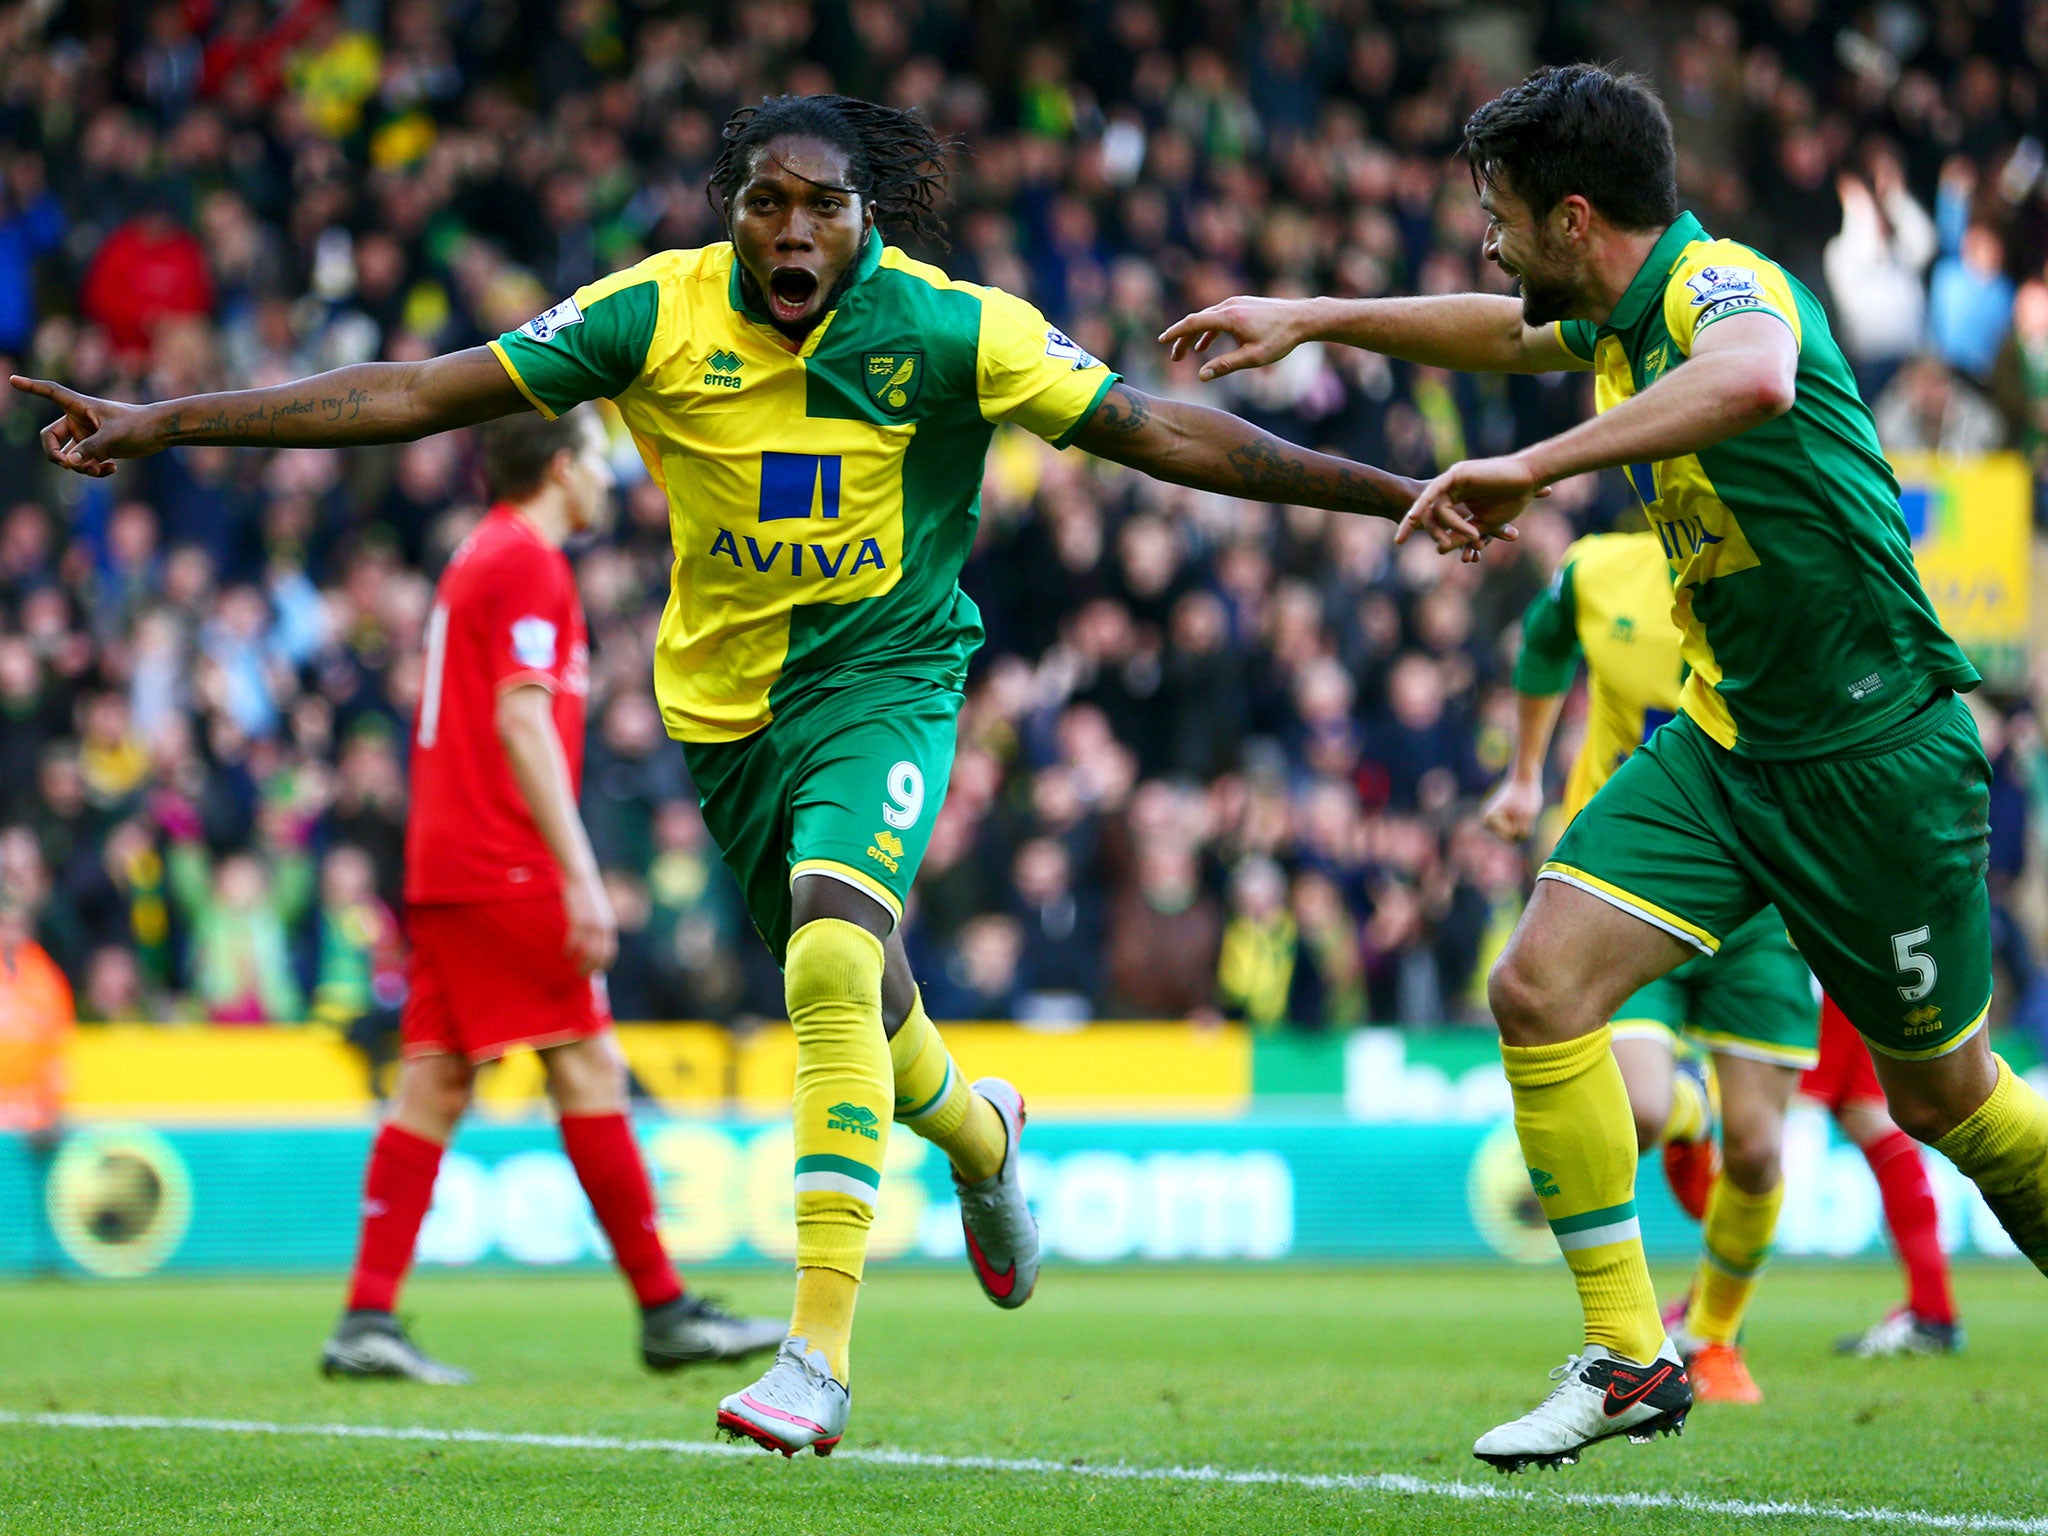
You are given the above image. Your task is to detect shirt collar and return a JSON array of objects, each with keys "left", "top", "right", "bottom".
[
  {"left": 1603, "top": 210, "right": 1706, "bottom": 334},
  {"left": 727, "top": 232, "right": 886, "bottom": 323}
]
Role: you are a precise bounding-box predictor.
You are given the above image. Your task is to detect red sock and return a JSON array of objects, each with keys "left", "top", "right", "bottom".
[
  {"left": 1865, "top": 1129, "right": 1957, "bottom": 1326},
  {"left": 346, "top": 1124, "right": 444, "bottom": 1313},
  {"left": 559, "top": 1112, "right": 683, "bottom": 1309}
]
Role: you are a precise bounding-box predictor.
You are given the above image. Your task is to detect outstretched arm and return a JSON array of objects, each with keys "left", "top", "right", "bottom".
[
  {"left": 1159, "top": 294, "right": 1587, "bottom": 382},
  {"left": 1069, "top": 381, "right": 1526, "bottom": 552},
  {"left": 12, "top": 347, "right": 527, "bottom": 477},
  {"left": 1398, "top": 310, "right": 1797, "bottom": 551},
  {"left": 1069, "top": 381, "right": 1416, "bottom": 518}
]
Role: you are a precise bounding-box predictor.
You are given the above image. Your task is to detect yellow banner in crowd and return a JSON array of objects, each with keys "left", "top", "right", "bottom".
[{"left": 1893, "top": 451, "right": 2033, "bottom": 688}]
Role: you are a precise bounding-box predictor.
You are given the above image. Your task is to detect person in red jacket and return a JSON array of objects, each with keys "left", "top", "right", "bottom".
[{"left": 78, "top": 205, "right": 214, "bottom": 364}]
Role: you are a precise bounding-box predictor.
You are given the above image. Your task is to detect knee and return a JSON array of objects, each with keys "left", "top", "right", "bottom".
[
  {"left": 433, "top": 1076, "right": 473, "bottom": 1123},
  {"left": 1885, "top": 1093, "right": 1962, "bottom": 1146},
  {"left": 546, "top": 1038, "right": 627, "bottom": 1113},
  {"left": 396, "top": 1057, "right": 470, "bottom": 1135},
  {"left": 785, "top": 918, "right": 885, "bottom": 1033},
  {"left": 1720, "top": 1105, "right": 1785, "bottom": 1204},
  {"left": 1719, "top": 1118, "right": 1784, "bottom": 1192},
  {"left": 1488, "top": 951, "right": 1567, "bottom": 1046}
]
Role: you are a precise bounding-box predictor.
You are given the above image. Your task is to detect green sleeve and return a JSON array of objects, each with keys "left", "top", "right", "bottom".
[
  {"left": 491, "top": 281, "right": 660, "bottom": 418},
  {"left": 1512, "top": 559, "right": 1583, "bottom": 695},
  {"left": 1555, "top": 319, "right": 1598, "bottom": 364}
]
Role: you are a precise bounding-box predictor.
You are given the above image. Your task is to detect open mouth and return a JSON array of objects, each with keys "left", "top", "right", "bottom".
[{"left": 767, "top": 266, "right": 820, "bottom": 321}]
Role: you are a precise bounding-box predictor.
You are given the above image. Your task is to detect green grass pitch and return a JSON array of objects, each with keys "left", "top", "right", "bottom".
[{"left": 1, "top": 1261, "right": 2042, "bottom": 1535}]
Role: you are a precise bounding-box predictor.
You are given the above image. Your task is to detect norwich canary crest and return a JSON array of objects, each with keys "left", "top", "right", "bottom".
[{"left": 864, "top": 351, "right": 922, "bottom": 412}]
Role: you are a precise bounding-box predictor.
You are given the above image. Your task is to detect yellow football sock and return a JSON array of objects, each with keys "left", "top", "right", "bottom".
[
  {"left": 785, "top": 918, "right": 892, "bottom": 1384},
  {"left": 1501, "top": 1026, "right": 1663, "bottom": 1363},
  {"left": 1662, "top": 1069, "right": 1708, "bottom": 1146},
  {"left": 1685, "top": 1174, "right": 1783, "bottom": 1344},
  {"left": 789, "top": 1266, "right": 860, "bottom": 1385},
  {"left": 1934, "top": 1055, "right": 2048, "bottom": 1275},
  {"left": 890, "top": 990, "right": 1006, "bottom": 1183}
]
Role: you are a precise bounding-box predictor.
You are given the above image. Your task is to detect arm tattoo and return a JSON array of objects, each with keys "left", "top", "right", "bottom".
[
  {"left": 272, "top": 396, "right": 317, "bottom": 433},
  {"left": 1222, "top": 437, "right": 1402, "bottom": 518},
  {"left": 318, "top": 386, "right": 372, "bottom": 422},
  {"left": 1088, "top": 384, "right": 1152, "bottom": 436},
  {"left": 161, "top": 388, "right": 375, "bottom": 445},
  {"left": 1077, "top": 382, "right": 1407, "bottom": 519}
]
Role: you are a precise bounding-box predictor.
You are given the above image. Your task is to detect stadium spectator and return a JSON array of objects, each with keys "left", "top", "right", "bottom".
[
  {"left": 1009, "top": 836, "right": 1100, "bottom": 1021},
  {"left": 77, "top": 203, "right": 216, "bottom": 366},
  {"left": 1873, "top": 354, "right": 2007, "bottom": 453},
  {"left": 308, "top": 844, "right": 403, "bottom": 1030},
  {"left": 0, "top": 153, "right": 64, "bottom": 357},
  {"left": 162, "top": 805, "right": 311, "bottom": 1025},
  {"left": 0, "top": 891, "right": 72, "bottom": 1136},
  {"left": 1216, "top": 853, "right": 1297, "bottom": 1030},
  {"left": 1824, "top": 146, "right": 1937, "bottom": 400},
  {"left": 1927, "top": 158, "right": 2015, "bottom": 382},
  {"left": 1991, "top": 280, "right": 2048, "bottom": 486}
]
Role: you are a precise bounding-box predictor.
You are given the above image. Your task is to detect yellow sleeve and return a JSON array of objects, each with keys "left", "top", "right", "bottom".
[
  {"left": 1662, "top": 240, "right": 1802, "bottom": 356},
  {"left": 972, "top": 286, "right": 1120, "bottom": 447}
]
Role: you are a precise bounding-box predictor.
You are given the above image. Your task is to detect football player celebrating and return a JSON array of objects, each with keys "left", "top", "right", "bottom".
[
  {"left": 321, "top": 408, "right": 782, "bottom": 1383},
  {"left": 1486, "top": 524, "right": 1817, "bottom": 1407},
  {"left": 1165, "top": 63, "right": 2048, "bottom": 1471},
  {"left": 15, "top": 95, "right": 1501, "bottom": 1454}
]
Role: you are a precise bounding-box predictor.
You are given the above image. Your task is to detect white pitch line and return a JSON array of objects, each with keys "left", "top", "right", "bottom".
[{"left": 3, "top": 1411, "right": 2045, "bottom": 1534}]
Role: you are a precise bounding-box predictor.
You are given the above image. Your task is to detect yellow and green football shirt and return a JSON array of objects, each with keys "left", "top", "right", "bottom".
[
  {"left": 489, "top": 238, "right": 1119, "bottom": 743},
  {"left": 1513, "top": 530, "right": 1682, "bottom": 821},
  {"left": 1554, "top": 210, "right": 1978, "bottom": 759}
]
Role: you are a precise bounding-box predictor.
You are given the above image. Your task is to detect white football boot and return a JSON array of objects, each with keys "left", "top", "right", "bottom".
[
  {"left": 1472, "top": 1340, "right": 1692, "bottom": 1472},
  {"left": 954, "top": 1077, "right": 1040, "bottom": 1308},
  {"left": 715, "top": 1337, "right": 850, "bottom": 1458}
]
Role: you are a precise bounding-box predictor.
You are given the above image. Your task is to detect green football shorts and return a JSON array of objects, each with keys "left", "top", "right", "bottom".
[
  {"left": 1544, "top": 690, "right": 1991, "bottom": 1062},
  {"left": 683, "top": 675, "right": 964, "bottom": 961},
  {"left": 1608, "top": 908, "right": 1819, "bottom": 1069}
]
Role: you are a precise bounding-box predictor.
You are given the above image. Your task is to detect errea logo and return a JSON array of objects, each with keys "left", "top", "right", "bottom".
[
  {"left": 705, "top": 349, "right": 744, "bottom": 389},
  {"left": 867, "top": 829, "right": 904, "bottom": 873},
  {"left": 826, "top": 1103, "right": 881, "bottom": 1140}
]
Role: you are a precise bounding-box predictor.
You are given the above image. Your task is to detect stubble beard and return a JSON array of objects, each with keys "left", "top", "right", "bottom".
[{"left": 1517, "top": 272, "right": 1578, "bottom": 328}]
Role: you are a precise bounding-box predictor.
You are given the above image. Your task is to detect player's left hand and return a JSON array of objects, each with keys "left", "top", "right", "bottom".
[
  {"left": 1397, "top": 455, "right": 1542, "bottom": 560},
  {"left": 563, "top": 870, "right": 618, "bottom": 976}
]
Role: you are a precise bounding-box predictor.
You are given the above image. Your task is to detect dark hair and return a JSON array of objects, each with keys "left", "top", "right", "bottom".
[
  {"left": 1461, "top": 64, "right": 1678, "bottom": 232},
  {"left": 707, "top": 94, "right": 954, "bottom": 248},
  {"left": 479, "top": 407, "right": 591, "bottom": 502}
]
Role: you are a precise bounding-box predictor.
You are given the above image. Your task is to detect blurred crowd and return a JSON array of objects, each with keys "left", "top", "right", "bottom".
[{"left": 5, "top": 0, "right": 2048, "bottom": 1039}]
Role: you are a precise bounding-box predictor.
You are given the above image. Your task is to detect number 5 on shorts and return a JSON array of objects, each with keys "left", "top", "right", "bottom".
[
  {"left": 882, "top": 761, "right": 925, "bottom": 830},
  {"left": 1892, "top": 926, "right": 1938, "bottom": 1002}
]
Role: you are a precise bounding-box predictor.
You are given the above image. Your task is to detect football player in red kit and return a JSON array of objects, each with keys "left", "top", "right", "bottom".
[{"left": 322, "top": 407, "right": 782, "bottom": 1382}]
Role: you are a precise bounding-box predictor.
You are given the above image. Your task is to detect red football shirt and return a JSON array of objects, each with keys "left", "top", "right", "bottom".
[{"left": 405, "top": 505, "right": 589, "bottom": 905}]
